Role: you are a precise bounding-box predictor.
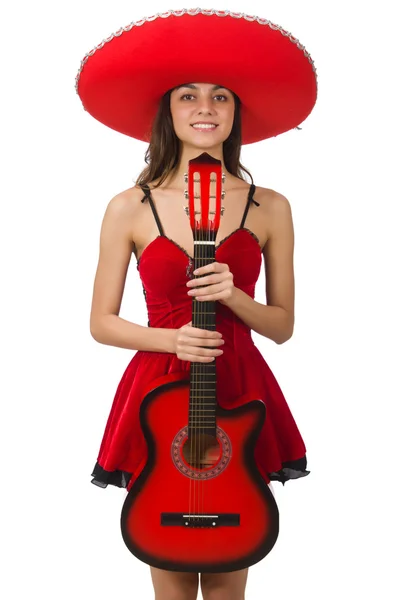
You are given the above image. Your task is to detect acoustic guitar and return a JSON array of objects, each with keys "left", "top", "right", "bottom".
[{"left": 120, "top": 152, "right": 279, "bottom": 572}]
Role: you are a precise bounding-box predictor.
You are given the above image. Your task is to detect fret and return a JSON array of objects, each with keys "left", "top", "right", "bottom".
[
  {"left": 189, "top": 389, "right": 217, "bottom": 392},
  {"left": 190, "top": 371, "right": 216, "bottom": 374},
  {"left": 189, "top": 417, "right": 215, "bottom": 420},
  {"left": 189, "top": 414, "right": 216, "bottom": 417},
  {"left": 189, "top": 412, "right": 216, "bottom": 416}
]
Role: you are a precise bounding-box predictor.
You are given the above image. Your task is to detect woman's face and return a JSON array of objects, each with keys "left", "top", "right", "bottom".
[{"left": 170, "top": 83, "right": 235, "bottom": 149}]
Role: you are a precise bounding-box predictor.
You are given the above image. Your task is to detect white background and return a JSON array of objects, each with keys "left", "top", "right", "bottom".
[{"left": 1, "top": 0, "right": 396, "bottom": 598}]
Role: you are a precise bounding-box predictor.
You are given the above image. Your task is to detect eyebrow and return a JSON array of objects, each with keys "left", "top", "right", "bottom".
[{"left": 175, "top": 84, "right": 226, "bottom": 91}]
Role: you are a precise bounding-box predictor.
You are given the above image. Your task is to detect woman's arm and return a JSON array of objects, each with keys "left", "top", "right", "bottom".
[
  {"left": 89, "top": 189, "right": 175, "bottom": 353},
  {"left": 224, "top": 190, "right": 295, "bottom": 345}
]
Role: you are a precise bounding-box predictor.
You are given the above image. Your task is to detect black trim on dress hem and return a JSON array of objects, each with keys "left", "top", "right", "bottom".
[{"left": 90, "top": 457, "right": 310, "bottom": 489}]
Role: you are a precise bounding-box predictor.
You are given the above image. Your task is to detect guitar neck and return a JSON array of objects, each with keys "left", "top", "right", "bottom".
[{"left": 189, "top": 243, "right": 218, "bottom": 437}]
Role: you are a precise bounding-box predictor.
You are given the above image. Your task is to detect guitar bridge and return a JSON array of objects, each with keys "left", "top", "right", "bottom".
[{"left": 161, "top": 513, "right": 240, "bottom": 528}]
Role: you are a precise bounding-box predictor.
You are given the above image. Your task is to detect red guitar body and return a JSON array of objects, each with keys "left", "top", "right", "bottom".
[{"left": 121, "top": 373, "right": 279, "bottom": 572}]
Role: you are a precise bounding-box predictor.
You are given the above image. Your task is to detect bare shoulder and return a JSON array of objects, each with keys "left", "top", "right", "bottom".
[
  {"left": 243, "top": 185, "right": 291, "bottom": 246},
  {"left": 106, "top": 184, "right": 143, "bottom": 208},
  {"left": 254, "top": 185, "right": 291, "bottom": 213},
  {"left": 103, "top": 185, "right": 144, "bottom": 244},
  {"left": 253, "top": 187, "right": 293, "bottom": 240}
]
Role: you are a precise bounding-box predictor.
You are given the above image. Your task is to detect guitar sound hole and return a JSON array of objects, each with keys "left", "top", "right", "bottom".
[{"left": 181, "top": 434, "right": 221, "bottom": 470}]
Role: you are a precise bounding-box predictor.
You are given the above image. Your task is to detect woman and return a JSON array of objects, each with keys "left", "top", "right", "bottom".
[{"left": 76, "top": 9, "right": 317, "bottom": 600}]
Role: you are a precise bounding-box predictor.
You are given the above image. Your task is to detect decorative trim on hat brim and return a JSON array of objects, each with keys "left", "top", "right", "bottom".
[{"left": 75, "top": 8, "right": 317, "bottom": 95}]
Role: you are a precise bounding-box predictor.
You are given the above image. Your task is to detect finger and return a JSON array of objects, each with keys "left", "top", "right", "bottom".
[
  {"left": 195, "top": 291, "right": 229, "bottom": 301},
  {"left": 194, "top": 261, "right": 223, "bottom": 275},
  {"left": 180, "top": 334, "right": 223, "bottom": 347},
  {"left": 183, "top": 355, "right": 217, "bottom": 363},
  {"left": 187, "top": 337, "right": 224, "bottom": 347},
  {"left": 185, "top": 345, "right": 224, "bottom": 357},
  {"left": 189, "top": 274, "right": 219, "bottom": 286},
  {"left": 190, "top": 283, "right": 225, "bottom": 296},
  {"left": 185, "top": 327, "right": 222, "bottom": 338},
  {"left": 178, "top": 349, "right": 222, "bottom": 362}
]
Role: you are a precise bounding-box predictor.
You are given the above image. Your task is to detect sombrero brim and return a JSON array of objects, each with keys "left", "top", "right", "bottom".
[{"left": 76, "top": 8, "right": 318, "bottom": 144}]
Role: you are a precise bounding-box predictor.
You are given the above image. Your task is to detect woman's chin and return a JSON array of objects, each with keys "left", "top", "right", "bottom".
[{"left": 184, "top": 135, "right": 225, "bottom": 151}]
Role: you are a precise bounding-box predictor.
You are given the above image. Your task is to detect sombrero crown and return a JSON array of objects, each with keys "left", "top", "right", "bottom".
[{"left": 76, "top": 8, "right": 318, "bottom": 144}]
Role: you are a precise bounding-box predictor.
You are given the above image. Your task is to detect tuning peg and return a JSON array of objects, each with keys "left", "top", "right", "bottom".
[
  {"left": 184, "top": 190, "right": 189, "bottom": 199},
  {"left": 221, "top": 190, "right": 226, "bottom": 199},
  {"left": 184, "top": 173, "right": 188, "bottom": 183},
  {"left": 184, "top": 206, "right": 189, "bottom": 216},
  {"left": 222, "top": 173, "right": 225, "bottom": 183},
  {"left": 209, "top": 206, "right": 225, "bottom": 215}
]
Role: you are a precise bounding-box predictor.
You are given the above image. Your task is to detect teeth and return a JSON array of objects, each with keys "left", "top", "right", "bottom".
[{"left": 192, "top": 124, "right": 217, "bottom": 129}]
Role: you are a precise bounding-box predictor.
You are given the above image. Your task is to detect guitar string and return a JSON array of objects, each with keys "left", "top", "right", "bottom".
[
  {"left": 201, "top": 170, "right": 211, "bottom": 521},
  {"left": 189, "top": 173, "right": 195, "bottom": 522},
  {"left": 200, "top": 170, "right": 217, "bottom": 521},
  {"left": 190, "top": 169, "right": 221, "bottom": 523},
  {"left": 201, "top": 170, "right": 219, "bottom": 522}
]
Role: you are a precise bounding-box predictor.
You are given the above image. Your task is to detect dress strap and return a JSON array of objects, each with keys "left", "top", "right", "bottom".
[
  {"left": 239, "top": 183, "right": 259, "bottom": 228},
  {"left": 140, "top": 185, "right": 165, "bottom": 236}
]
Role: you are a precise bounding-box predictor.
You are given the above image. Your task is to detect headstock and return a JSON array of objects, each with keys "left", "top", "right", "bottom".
[{"left": 183, "top": 153, "right": 225, "bottom": 243}]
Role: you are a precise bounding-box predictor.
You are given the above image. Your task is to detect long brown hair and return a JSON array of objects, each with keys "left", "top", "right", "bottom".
[{"left": 135, "top": 87, "right": 253, "bottom": 188}]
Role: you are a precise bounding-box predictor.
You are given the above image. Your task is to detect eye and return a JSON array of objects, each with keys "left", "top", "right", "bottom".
[
  {"left": 181, "top": 94, "right": 195, "bottom": 100},
  {"left": 214, "top": 94, "right": 228, "bottom": 101}
]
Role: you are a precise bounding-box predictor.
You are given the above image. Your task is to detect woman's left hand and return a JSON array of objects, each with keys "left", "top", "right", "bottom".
[{"left": 186, "top": 262, "right": 235, "bottom": 306}]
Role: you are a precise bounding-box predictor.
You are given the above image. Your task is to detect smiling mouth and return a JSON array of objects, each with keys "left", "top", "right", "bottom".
[{"left": 191, "top": 124, "right": 219, "bottom": 130}]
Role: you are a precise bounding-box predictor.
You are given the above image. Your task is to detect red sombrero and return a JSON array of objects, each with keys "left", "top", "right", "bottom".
[{"left": 75, "top": 8, "right": 317, "bottom": 144}]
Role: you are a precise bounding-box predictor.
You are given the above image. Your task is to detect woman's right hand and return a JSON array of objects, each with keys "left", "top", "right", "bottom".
[{"left": 172, "top": 321, "right": 225, "bottom": 363}]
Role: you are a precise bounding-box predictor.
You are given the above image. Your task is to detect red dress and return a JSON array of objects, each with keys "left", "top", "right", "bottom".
[{"left": 91, "top": 184, "right": 310, "bottom": 489}]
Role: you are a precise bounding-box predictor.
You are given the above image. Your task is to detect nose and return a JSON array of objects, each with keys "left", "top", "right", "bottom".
[{"left": 196, "top": 95, "right": 215, "bottom": 115}]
